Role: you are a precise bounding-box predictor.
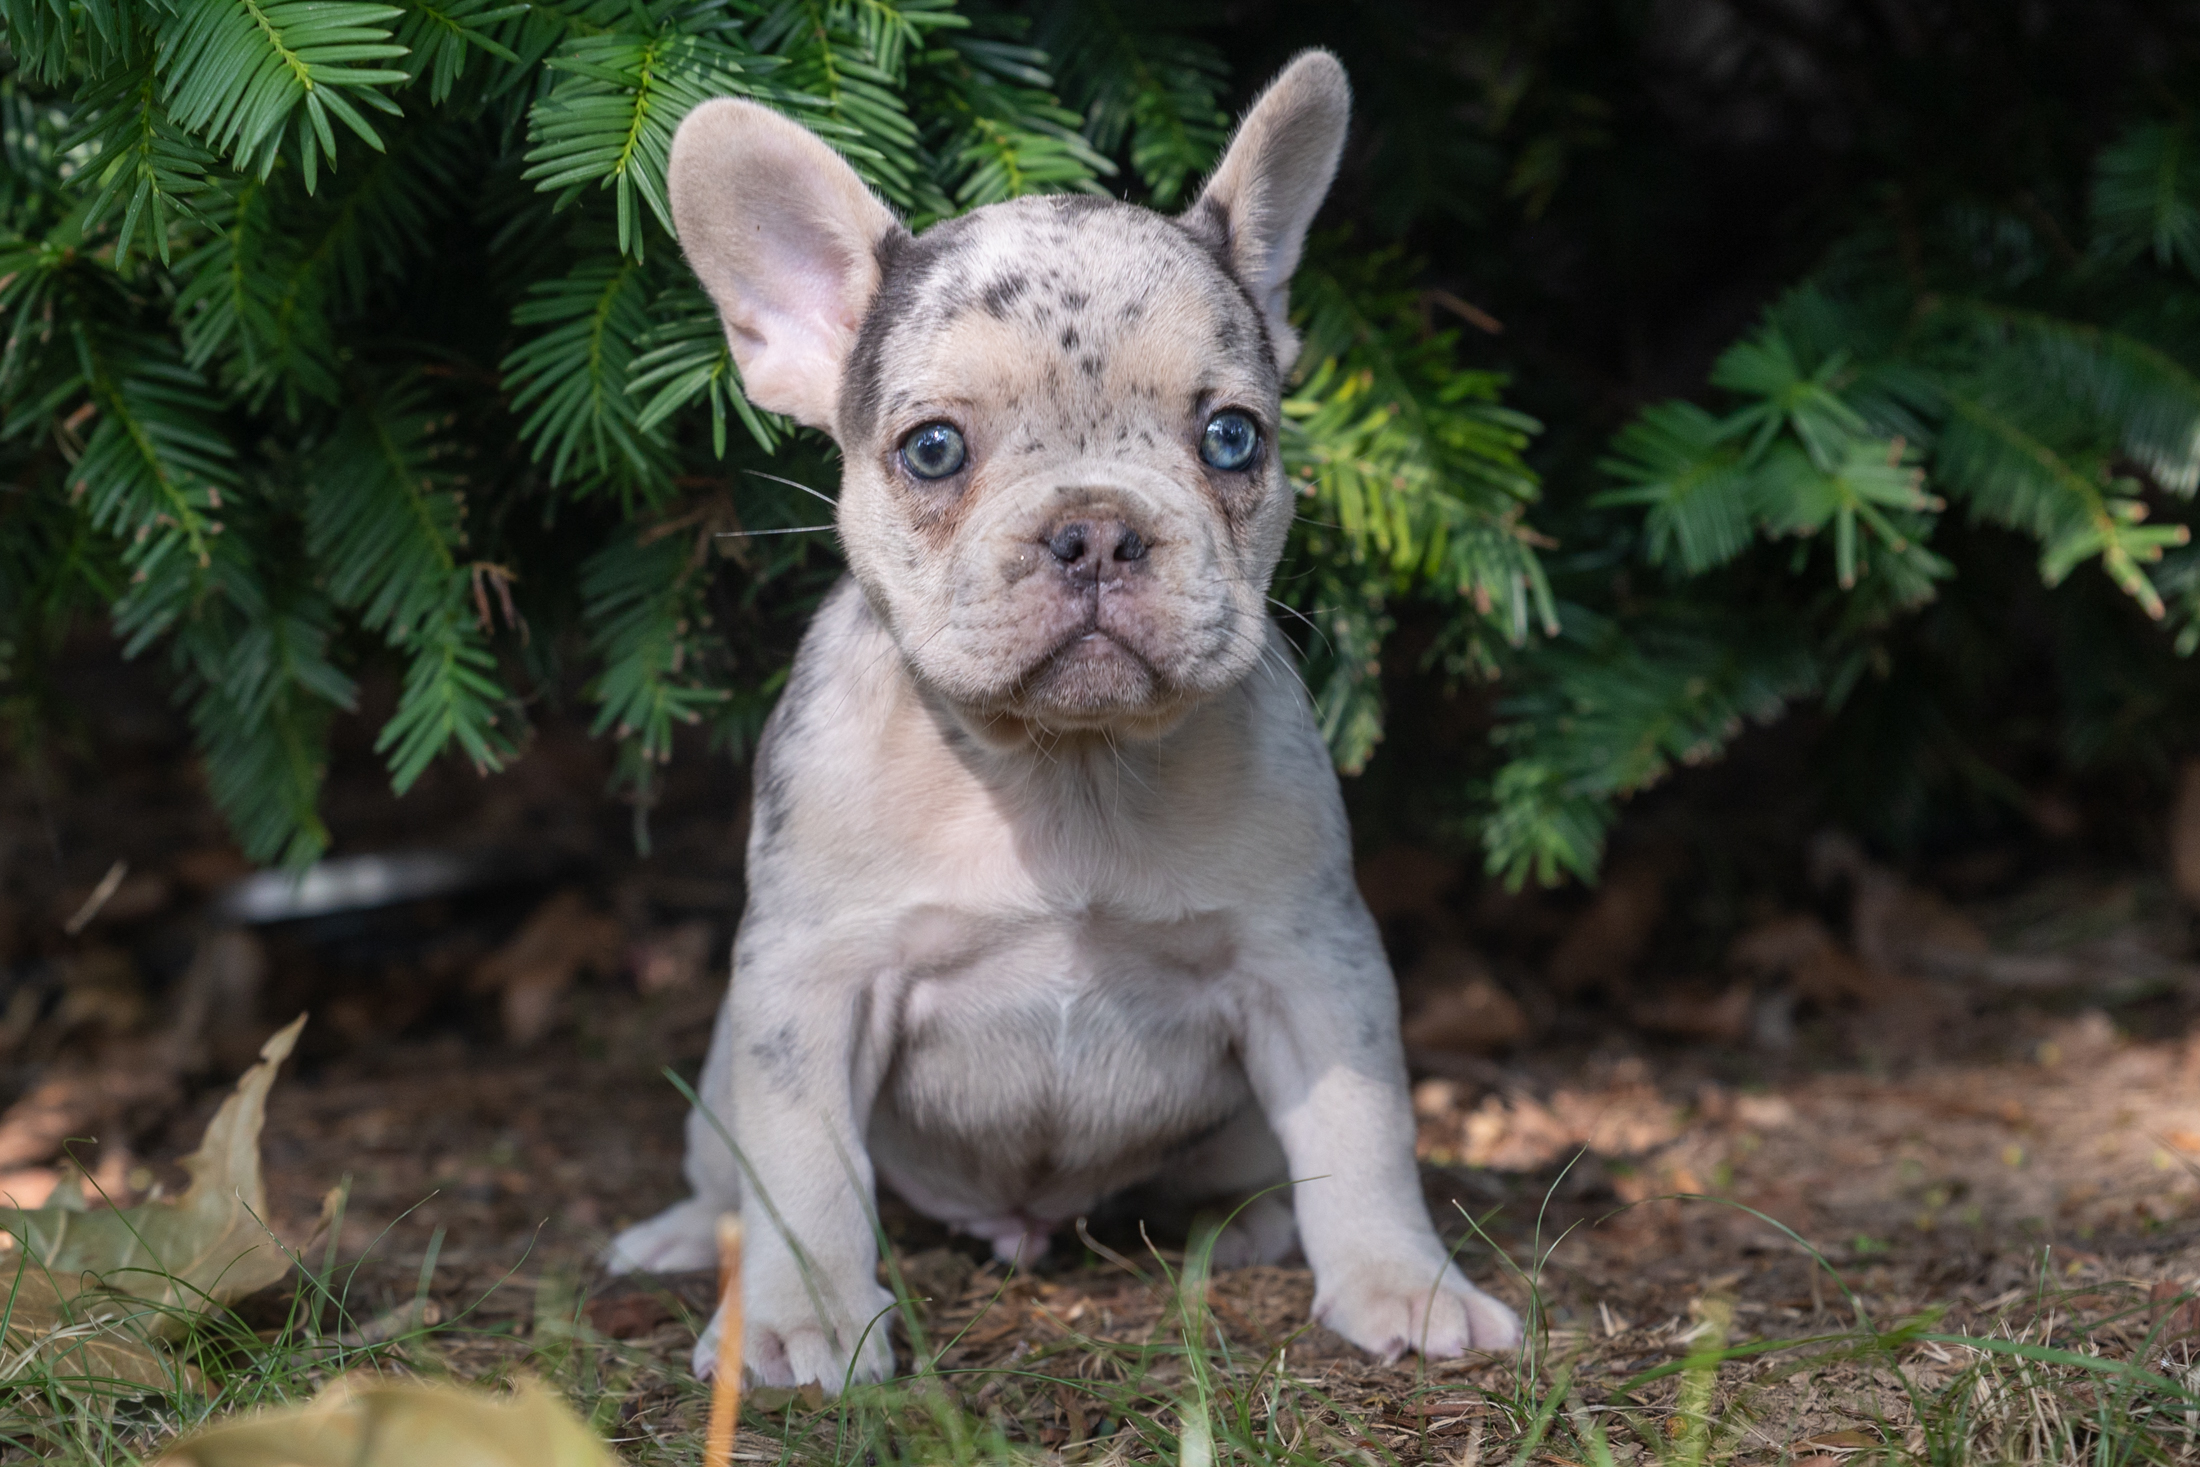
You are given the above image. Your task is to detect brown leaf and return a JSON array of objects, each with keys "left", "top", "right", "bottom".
[
  {"left": 584, "top": 1291, "right": 675, "bottom": 1339},
  {"left": 159, "top": 1377, "right": 618, "bottom": 1466},
  {"left": 1628, "top": 982, "right": 1751, "bottom": 1042},
  {"left": 1547, "top": 861, "right": 1664, "bottom": 998},
  {"left": 1795, "top": 1429, "right": 1876, "bottom": 1450},
  {"left": 2173, "top": 759, "right": 2200, "bottom": 908},
  {"left": 473, "top": 892, "right": 624, "bottom": 1045},
  {"left": 1402, "top": 957, "right": 1527, "bottom": 1054},
  {"left": 0, "top": 1016, "right": 307, "bottom": 1390}
]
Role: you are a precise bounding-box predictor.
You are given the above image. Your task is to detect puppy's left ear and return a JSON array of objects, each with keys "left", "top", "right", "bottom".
[{"left": 1188, "top": 50, "right": 1350, "bottom": 371}]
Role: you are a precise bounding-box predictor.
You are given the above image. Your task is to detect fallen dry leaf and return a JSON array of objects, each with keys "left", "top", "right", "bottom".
[
  {"left": 1402, "top": 955, "right": 1528, "bottom": 1054},
  {"left": 2173, "top": 759, "right": 2200, "bottom": 908},
  {"left": 1547, "top": 860, "right": 1664, "bottom": 998},
  {"left": 583, "top": 1291, "right": 676, "bottom": 1339},
  {"left": 1794, "top": 1428, "right": 1877, "bottom": 1450},
  {"left": 0, "top": 1015, "right": 308, "bottom": 1391},
  {"left": 159, "top": 1376, "right": 617, "bottom": 1466},
  {"left": 473, "top": 891, "right": 624, "bottom": 1044},
  {"left": 1628, "top": 982, "right": 1751, "bottom": 1042}
]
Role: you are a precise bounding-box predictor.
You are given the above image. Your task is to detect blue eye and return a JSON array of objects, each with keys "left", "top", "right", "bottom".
[
  {"left": 900, "top": 421, "right": 966, "bottom": 480},
  {"left": 1201, "top": 410, "right": 1259, "bottom": 471}
]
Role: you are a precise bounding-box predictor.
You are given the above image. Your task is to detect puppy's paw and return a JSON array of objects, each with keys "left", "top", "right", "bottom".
[
  {"left": 1315, "top": 1257, "right": 1521, "bottom": 1361},
  {"left": 602, "top": 1197, "right": 723, "bottom": 1274},
  {"left": 692, "top": 1293, "right": 897, "bottom": 1394}
]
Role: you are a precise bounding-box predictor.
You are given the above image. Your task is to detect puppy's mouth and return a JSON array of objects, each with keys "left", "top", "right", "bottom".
[{"left": 1006, "top": 622, "right": 1167, "bottom": 721}]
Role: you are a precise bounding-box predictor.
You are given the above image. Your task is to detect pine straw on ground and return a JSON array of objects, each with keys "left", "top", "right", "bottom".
[{"left": 10, "top": 989, "right": 2200, "bottom": 1463}]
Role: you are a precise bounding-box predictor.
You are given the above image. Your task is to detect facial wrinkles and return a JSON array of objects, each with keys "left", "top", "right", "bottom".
[{"left": 841, "top": 197, "right": 1288, "bottom": 719}]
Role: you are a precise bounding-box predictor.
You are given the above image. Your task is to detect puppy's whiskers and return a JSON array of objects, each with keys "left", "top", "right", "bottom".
[
  {"left": 743, "top": 468, "right": 840, "bottom": 507},
  {"left": 713, "top": 525, "right": 838, "bottom": 538}
]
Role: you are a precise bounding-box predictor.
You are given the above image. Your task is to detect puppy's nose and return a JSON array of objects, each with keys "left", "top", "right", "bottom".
[{"left": 1045, "top": 518, "right": 1148, "bottom": 583}]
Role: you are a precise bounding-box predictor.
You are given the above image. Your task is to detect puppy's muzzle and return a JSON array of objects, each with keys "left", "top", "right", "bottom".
[{"left": 1043, "top": 514, "right": 1150, "bottom": 588}]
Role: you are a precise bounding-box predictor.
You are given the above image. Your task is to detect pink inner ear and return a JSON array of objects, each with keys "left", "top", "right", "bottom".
[
  {"left": 670, "top": 98, "right": 896, "bottom": 433},
  {"left": 723, "top": 221, "right": 871, "bottom": 430}
]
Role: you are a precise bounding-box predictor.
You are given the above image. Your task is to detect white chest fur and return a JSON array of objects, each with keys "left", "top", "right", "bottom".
[{"left": 866, "top": 901, "right": 1254, "bottom": 1226}]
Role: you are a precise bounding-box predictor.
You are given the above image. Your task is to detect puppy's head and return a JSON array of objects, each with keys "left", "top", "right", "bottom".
[{"left": 671, "top": 54, "right": 1349, "bottom": 739}]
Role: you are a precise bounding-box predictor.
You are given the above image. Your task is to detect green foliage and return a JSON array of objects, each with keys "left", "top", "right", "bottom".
[
  {"left": 1483, "top": 120, "right": 2200, "bottom": 884},
  {"left": 1, "top": 0, "right": 1542, "bottom": 866},
  {"left": 1279, "top": 247, "right": 1553, "bottom": 772}
]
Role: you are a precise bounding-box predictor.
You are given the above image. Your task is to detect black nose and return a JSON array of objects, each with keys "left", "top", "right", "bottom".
[{"left": 1047, "top": 519, "right": 1147, "bottom": 569}]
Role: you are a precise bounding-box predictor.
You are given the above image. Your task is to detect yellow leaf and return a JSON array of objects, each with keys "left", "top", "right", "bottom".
[
  {"left": 158, "top": 1377, "right": 618, "bottom": 1467},
  {"left": 1, "top": 1015, "right": 307, "bottom": 1392}
]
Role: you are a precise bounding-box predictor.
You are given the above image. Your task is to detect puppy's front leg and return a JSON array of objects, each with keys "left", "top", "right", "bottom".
[
  {"left": 691, "top": 928, "right": 895, "bottom": 1390},
  {"left": 1239, "top": 915, "right": 1522, "bottom": 1361}
]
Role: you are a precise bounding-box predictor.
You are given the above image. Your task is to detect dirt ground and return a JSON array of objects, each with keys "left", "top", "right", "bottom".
[{"left": 5, "top": 643, "right": 2200, "bottom": 1458}]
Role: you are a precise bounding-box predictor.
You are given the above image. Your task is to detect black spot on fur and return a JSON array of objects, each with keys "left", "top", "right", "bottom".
[
  {"left": 981, "top": 272, "right": 1029, "bottom": 319},
  {"left": 1120, "top": 301, "right": 1144, "bottom": 322},
  {"left": 1061, "top": 290, "right": 1089, "bottom": 312},
  {"left": 747, "top": 1022, "right": 806, "bottom": 1094},
  {"left": 1060, "top": 326, "right": 1079, "bottom": 351},
  {"left": 1080, "top": 355, "right": 1104, "bottom": 378}
]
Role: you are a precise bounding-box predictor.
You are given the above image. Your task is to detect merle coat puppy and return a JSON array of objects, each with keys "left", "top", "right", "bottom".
[{"left": 607, "top": 50, "right": 1523, "bottom": 1390}]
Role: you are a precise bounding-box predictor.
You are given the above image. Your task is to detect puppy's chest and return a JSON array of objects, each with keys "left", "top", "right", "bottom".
[{"left": 874, "top": 905, "right": 1249, "bottom": 1166}]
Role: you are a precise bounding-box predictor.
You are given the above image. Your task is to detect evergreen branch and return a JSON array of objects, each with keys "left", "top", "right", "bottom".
[
  {"left": 503, "top": 251, "right": 671, "bottom": 491},
  {"left": 1594, "top": 401, "right": 1754, "bottom": 574},
  {"left": 523, "top": 21, "right": 761, "bottom": 258},
  {"left": 1938, "top": 387, "right": 2187, "bottom": 616},
  {"left": 2092, "top": 121, "right": 2200, "bottom": 281},
  {"left": 629, "top": 284, "right": 790, "bottom": 456},
  {"left": 1484, "top": 614, "right": 1819, "bottom": 887},
  {"left": 0, "top": 0, "right": 142, "bottom": 84},
  {"left": 750, "top": 0, "right": 954, "bottom": 205},
  {"left": 155, "top": 0, "right": 412, "bottom": 184},
  {"left": 309, "top": 382, "right": 519, "bottom": 791},
  {"left": 391, "top": 0, "right": 524, "bottom": 105},
  {"left": 173, "top": 176, "right": 343, "bottom": 410},
  {"left": 580, "top": 522, "right": 729, "bottom": 769},
  {"left": 1936, "top": 298, "right": 2200, "bottom": 496},
  {"left": 1032, "top": 0, "right": 1228, "bottom": 205},
  {"left": 69, "top": 62, "right": 220, "bottom": 267},
  {"left": 919, "top": 30, "right": 1111, "bottom": 208},
  {"left": 177, "top": 561, "right": 353, "bottom": 867}
]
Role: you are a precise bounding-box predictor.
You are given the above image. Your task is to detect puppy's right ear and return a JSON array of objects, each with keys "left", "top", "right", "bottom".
[{"left": 670, "top": 99, "right": 902, "bottom": 433}]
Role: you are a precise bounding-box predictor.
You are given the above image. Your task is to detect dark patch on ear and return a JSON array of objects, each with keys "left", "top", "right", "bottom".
[
  {"left": 981, "top": 272, "right": 1030, "bottom": 319},
  {"left": 840, "top": 218, "right": 969, "bottom": 445},
  {"left": 1178, "top": 197, "right": 1234, "bottom": 273},
  {"left": 1172, "top": 203, "right": 1283, "bottom": 373}
]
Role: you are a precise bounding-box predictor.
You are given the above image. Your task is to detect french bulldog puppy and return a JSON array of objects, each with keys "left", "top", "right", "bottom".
[{"left": 607, "top": 50, "right": 1523, "bottom": 1390}]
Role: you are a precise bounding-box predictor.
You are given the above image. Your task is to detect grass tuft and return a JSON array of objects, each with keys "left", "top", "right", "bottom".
[{"left": 2, "top": 1189, "right": 2197, "bottom": 1464}]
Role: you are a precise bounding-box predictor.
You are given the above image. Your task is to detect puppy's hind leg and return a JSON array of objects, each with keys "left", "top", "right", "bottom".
[
  {"left": 604, "top": 1195, "right": 724, "bottom": 1274},
  {"left": 603, "top": 994, "right": 746, "bottom": 1275},
  {"left": 1141, "top": 1105, "right": 1299, "bottom": 1270}
]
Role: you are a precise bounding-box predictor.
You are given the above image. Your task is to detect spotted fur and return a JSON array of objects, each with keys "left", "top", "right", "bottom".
[{"left": 607, "top": 51, "right": 1522, "bottom": 1392}]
